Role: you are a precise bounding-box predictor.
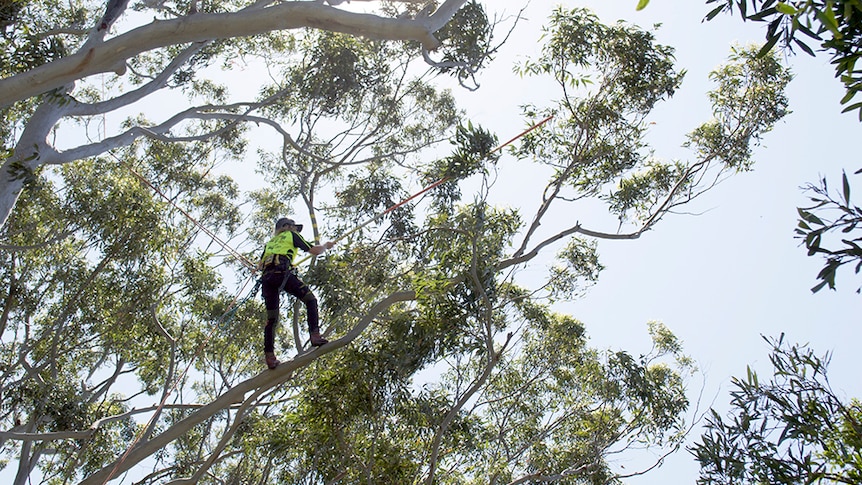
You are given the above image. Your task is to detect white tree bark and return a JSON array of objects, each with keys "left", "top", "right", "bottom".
[{"left": 0, "top": 2, "right": 463, "bottom": 108}]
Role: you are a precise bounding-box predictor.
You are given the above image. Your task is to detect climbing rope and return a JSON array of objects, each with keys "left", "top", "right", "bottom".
[
  {"left": 293, "top": 114, "right": 554, "bottom": 266},
  {"left": 97, "top": 152, "right": 259, "bottom": 485},
  {"left": 118, "top": 158, "right": 257, "bottom": 272}
]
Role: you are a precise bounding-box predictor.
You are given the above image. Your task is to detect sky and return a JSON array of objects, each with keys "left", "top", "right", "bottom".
[{"left": 456, "top": 1, "right": 861, "bottom": 482}]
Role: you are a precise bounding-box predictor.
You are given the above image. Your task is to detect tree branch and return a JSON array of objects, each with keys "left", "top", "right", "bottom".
[
  {"left": 78, "top": 290, "right": 415, "bottom": 485},
  {"left": 0, "top": 2, "right": 454, "bottom": 107}
]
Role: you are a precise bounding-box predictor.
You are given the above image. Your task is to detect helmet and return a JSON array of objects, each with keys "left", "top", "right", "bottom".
[{"left": 275, "top": 217, "right": 303, "bottom": 232}]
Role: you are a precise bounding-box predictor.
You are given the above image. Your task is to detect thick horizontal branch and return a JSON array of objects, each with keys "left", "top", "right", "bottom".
[
  {"left": 78, "top": 289, "right": 416, "bottom": 485},
  {"left": 0, "top": 2, "right": 447, "bottom": 108},
  {"left": 0, "top": 430, "right": 94, "bottom": 441}
]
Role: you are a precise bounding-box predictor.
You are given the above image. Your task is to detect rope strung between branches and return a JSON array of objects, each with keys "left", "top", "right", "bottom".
[
  {"left": 293, "top": 114, "right": 554, "bottom": 267},
  {"left": 99, "top": 152, "right": 260, "bottom": 485},
  {"left": 116, "top": 159, "right": 257, "bottom": 272}
]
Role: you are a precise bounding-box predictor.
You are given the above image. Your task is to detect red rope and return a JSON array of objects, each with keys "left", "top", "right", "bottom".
[
  {"left": 296, "top": 114, "right": 555, "bottom": 263},
  {"left": 119, "top": 158, "right": 257, "bottom": 271}
]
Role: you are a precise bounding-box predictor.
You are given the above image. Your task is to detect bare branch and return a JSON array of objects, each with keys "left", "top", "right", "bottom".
[
  {"left": 78, "top": 290, "right": 415, "bottom": 485},
  {"left": 0, "top": 2, "right": 459, "bottom": 107}
]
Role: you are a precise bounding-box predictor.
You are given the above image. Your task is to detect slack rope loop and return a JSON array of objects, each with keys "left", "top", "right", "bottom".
[{"left": 218, "top": 279, "right": 261, "bottom": 330}]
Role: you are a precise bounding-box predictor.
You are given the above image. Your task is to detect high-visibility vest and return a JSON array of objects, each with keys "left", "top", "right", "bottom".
[{"left": 260, "top": 231, "right": 310, "bottom": 268}]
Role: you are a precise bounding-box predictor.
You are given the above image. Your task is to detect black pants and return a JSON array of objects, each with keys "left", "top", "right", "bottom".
[{"left": 260, "top": 269, "right": 319, "bottom": 353}]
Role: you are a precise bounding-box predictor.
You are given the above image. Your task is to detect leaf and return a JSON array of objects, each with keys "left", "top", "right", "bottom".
[
  {"left": 811, "top": 279, "right": 830, "bottom": 293},
  {"left": 840, "top": 101, "right": 862, "bottom": 114},
  {"left": 793, "top": 37, "right": 815, "bottom": 56},
  {"left": 796, "top": 23, "right": 822, "bottom": 41},
  {"left": 705, "top": 5, "right": 726, "bottom": 21},
  {"left": 843, "top": 171, "right": 851, "bottom": 205},
  {"left": 750, "top": 7, "right": 779, "bottom": 21},
  {"left": 797, "top": 208, "right": 824, "bottom": 227},
  {"left": 636, "top": 0, "right": 650, "bottom": 11},
  {"left": 814, "top": 7, "right": 841, "bottom": 37},
  {"left": 775, "top": 2, "right": 797, "bottom": 15},
  {"left": 757, "top": 34, "right": 781, "bottom": 58}
]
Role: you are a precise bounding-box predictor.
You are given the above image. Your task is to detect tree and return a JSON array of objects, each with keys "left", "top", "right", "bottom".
[
  {"left": 691, "top": 334, "right": 862, "bottom": 484},
  {"left": 698, "top": 1, "right": 862, "bottom": 119},
  {"left": 0, "top": 0, "right": 497, "bottom": 228},
  {"left": 638, "top": 0, "right": 862, "bottom": 292},
  {"left": 796, "top": 169, "right": 862, "bottom": 293},
  {"left": 1, "top": 5, "right": 792, "bottom": 485}
]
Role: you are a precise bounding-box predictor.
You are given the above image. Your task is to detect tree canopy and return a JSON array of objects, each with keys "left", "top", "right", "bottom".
[
  {"left": 0, "top": 0, "right": 497, "bottom": 228},
  {"left": 701, "top": 0, "right": 862, "bottom": 118},
  {"left": 0, "top": 2, "right": 795, "bottom": 484},
  {"left": 796, "top": 169, "right": 862, "bottom": 293}
]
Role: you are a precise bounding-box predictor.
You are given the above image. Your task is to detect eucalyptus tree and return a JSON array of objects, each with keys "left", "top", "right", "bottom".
[
  {"left": 148, "top": 7, "right": 787, "bottom": 485},
  {"left": 798, "top": 169, "right": 862, "bottom": 293},
  {"left": 0, "top": 5, "right": 794, "bottom": 485},
  {"left": 0, "top": 136, "right": 248, "bottom": 485},
  {"left": 701, "top": 0, "right": 862, "bottom": 119},
  {"left": 691, "top": 0, "right": 862, "bottom": 291},
  {"left": 692, "top": 335, "right": 862, "bottom": 485},
  {"left": 0, "top": 0, "right": 496, "bottom": 227}
]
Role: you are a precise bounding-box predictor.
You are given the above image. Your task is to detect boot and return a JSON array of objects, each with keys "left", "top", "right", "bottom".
[
  {"left": 265, "top": 352, "right": 280, "bottom": 370},
  {"left": 309, "top": 332, "right": 328, "bottom": 347}
]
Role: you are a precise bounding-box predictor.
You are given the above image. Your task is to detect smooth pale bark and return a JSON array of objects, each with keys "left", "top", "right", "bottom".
[
  {"left": 0, "top": 0, "right": 469, "bottom": 228},
  {"left": 76, "top": 290, "right": 415, "bottom": 485},
  {"left": 0, "top": 1, "right": 466, "bottom": 108}
]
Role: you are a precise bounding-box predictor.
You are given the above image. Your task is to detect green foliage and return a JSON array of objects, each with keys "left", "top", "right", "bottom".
[
  {"left": 433, "top": 0, "right": 495, "bottom": 89},
  {"left": 0, "top": 4, "right": 790, "bottom": 483},
  {"left": 704, "top": 0, "right": 862, "bottom": 119},
  {"left": 284, "top": 31, "right": 387, "bottom": 118},
  {"left": 692, "top": 335, "right": 862, "bottom": 484},
  {"left": 465, "top": 311, "right": 691, "bottom": 484},
  {"left": 688, "top": 44, "right": 791, "bottom": 170},
  {"left": 547, "top": 237, "right": 604, "bottom": 300},
  {"left": 515, "top": 7, "right": 684, "bottom": 198},
  {"left": 0, "top": 0, "right": 86, "bottom": 77},
  {"left": 0, "top": 136, "right": 248, "bottom": 481},
  {"left": 796, "top": 169, "right": 862, "bottom": 293},
  {"left": 253, "top": 28, "right": 460, "bottom": 246},
  {"left": 435, "top": 121, "right": 499, "bottom": 181},
  {"left": 608, "top": 160, "right": 688, "bottom": 223}
]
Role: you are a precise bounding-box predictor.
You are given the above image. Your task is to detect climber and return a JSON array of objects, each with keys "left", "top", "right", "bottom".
[{"left": 258, "top": 217, "right": 335, "bottom": 369}]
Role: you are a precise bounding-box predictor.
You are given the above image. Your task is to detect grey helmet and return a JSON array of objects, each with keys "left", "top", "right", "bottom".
[{"left": 275, "top": 217, "right": 303, "bottom": 232}]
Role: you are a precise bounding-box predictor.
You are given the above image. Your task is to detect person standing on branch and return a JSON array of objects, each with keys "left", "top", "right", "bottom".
[{"left": 258, "top": 217, "right": 335, "bottom": 369}]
